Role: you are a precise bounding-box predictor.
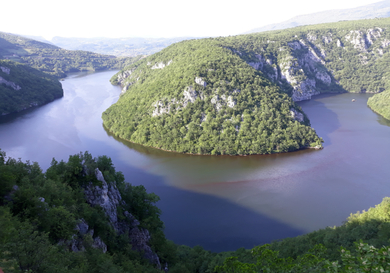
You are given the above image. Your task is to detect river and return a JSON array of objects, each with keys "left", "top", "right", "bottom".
[{"left": 1, "top": 70, "right": 389, "bottom": 252}]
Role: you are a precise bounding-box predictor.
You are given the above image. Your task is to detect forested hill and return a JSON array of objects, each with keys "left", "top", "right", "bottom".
[
  {"left": 0, "top": 60, "right": 63, "bottom": 115},
  {"left": 0, "top": 32, "right": 140, "bottom": 78},
  {"left": 103, "top": 17, "right": 390, "bottom": 155}
]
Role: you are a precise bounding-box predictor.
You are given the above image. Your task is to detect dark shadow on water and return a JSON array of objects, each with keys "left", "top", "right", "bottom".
[
  {"left": 123, "top": 160, "right": 305, "bottom": 252},
  {"left": 0, "top": 97, "right": 63, "bottom": 124},
  {"left": 376, "top": 115, "right": 390, "bottom": 127},
  {"left": 156, "top": 184, "right": 305, "bottom": 252},
  {"left": 102, "top": 126, "right": 305, "bottom": 252}
]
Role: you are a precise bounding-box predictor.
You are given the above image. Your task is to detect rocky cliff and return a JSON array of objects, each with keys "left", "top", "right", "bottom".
[
  {"left": 240, "top": 26, "right": 390, "bottom": 101},
  {"left": 68, "top": 168, "right": 161, "bottom": 267}
]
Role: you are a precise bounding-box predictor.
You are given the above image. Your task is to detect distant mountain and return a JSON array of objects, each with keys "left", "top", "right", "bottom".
[
  {"left": 21, "top": 35, "right": 54, "bottom": 45},
  {"left": 0, "top": 32, "right": 139, "bottom": 78},
  {"left": 50, "top": 36, "right": 201, "bottom": 57},
  {"left": 245, "top": 0, "right": 390, "bottom": 34}
]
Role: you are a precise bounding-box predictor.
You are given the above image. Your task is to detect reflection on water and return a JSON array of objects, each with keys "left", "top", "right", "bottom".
[
  {"left": 1, "top": 71, "right": 390, "bottom": 251},
  {"left": 376, "top": 115, "right": 390, "bottom": 127}
]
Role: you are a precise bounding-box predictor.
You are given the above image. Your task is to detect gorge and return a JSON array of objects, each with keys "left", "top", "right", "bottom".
[
  {"left": 2, "top": 15, "right": 390, "bottom": 272},
  {"left": 1, "top": 70, "right": 389, "bottom": 252}
]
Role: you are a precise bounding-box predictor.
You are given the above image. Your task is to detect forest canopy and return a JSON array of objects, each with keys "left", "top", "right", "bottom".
[{"left": 0, "top": 60, "right": 63, "bottom": 115}]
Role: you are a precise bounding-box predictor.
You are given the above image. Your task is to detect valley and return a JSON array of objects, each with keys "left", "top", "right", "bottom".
[{"left": 1, "top": 10, "right": 390, "bottom": 272}]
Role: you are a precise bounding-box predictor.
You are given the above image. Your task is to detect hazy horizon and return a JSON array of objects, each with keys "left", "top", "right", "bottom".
[{"left": 1, "top": 0, "right": 384, "bottom": 40}]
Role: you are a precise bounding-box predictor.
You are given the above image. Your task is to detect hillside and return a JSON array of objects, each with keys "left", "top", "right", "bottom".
[
  {"left": 0, "top": 60, "right": 63, "bottom": 115},
  {"left": 103, "top": 17, "right": 390, "bottom": 155},
  {"left": 0, "top": 32, "right": 139, "bottom": 78},
  {"left": 245, "top": 0, "right": 390, "bottom": 34},
  {"left": 368, "top": 89, "right": 390, "bottom": 119}
]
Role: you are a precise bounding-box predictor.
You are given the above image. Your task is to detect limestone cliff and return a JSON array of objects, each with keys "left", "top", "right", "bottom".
[
  {"left": 241, "top": 25, "right": 390, "bottom": 101},
  {"left": 70, "top": 168, "right": 161, "bottom": 267}
]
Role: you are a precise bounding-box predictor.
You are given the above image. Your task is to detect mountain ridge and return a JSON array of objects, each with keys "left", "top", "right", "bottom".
[{"left": 245, "top": 0, "right": 390, "bottom": 34}]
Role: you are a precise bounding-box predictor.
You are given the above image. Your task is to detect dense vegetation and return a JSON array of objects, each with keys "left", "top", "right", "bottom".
[
  {"left": 2, "top": 149, "right": 390, "bottom": 272},
  {"left": 368, "top": 89, "right": 390, "bottom": 120},
  {"left": 0, "top": 149, "right": 172, "bottom": 272},
  {"left": 0, "top": 32, "right": 141, "bottom": 78},
  {"left": 103, "top": 17, "right": 390, "bottom": 155},
  {"left": 103, "top": 39, "right": 323, "bottom": 155},
  {"left": 0, "top": 60, "right": 63, "bottom": 115}
]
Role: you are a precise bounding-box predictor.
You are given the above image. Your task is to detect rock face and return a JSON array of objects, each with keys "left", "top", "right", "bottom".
[
  {"left": 0, "top": 66, "right": 10, "bottom": 75},
  {"left": 151, "top": 84, "right": 238, "bottom": 116},
  {"left": 114, "top": 68, "right": 138, "bottom": 95},
  {"left": 243, "top": 38, "right": 334, "bottom": 101},
  {"left": 195, "top": 77, "right": 207, "bottom": 87},
  {"left": 150, "top": 60, "right": 172, "bottom": 69},
  {"left": 82, "top": 169, "right": 161, "bottom": 267},
  {"left": 0, "top": 76, "right": 21, "bottom": 90},
  {"left": 290, "top": 108, "right": 304, "bottom": 122}
]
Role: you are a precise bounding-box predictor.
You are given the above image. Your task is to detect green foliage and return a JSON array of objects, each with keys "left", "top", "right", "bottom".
[
  {"left": 368, "top": 90, "right": 390, "bottom": 120},
  {"left": 0, "top": 60, "right": 63, "bottom": 115},
  {"left": 103, "top": 38, "right": 323, "bottom": 155},
  {"left": 103, "top": 17, "right": 390, "bottom": 155},
  {"left": 0, "top": 151, "right": 168, "bottom": 272},
  {"left": 216, "top": 241, "right": 390, "bottom": 273}
]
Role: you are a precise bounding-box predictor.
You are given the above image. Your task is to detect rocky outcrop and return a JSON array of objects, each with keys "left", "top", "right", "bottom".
[
  {"left": 69, "top": 219, "right": 108, "bottom": 253},
  {"left": 290, "top": 108, "right": 304, "bottom": 122},
  {"left": 344, "top": 28, "right": 383, "bottom": 52},
  {"left": 151, "top": 83, "right": 239, "bottom": 116},
  {"left": 244, "top": 39, "right": 334, "bottom": 101},
  {"left": 0, "top": 66, "right": 10, "bottom": 75},
  {"left": 210, "top": 94, "right": 236, "bottom": 111},
  {"left": 345, "top": 30, "right": 369, "bottom": 51},
  {"left": 114, "top": 68, "right": 139, "bottom": 95},
  {"left": 150, "top": 60, "right": 172, "bottom": 69},
  {"left": 82, "top": 169, "right": 161, "bottom": 267},
  {"left": 0, "top": 76, "right": 21, "bottom": 90},
  {"left": 195, "top": 77, "right": 207, "bottom": 87}
]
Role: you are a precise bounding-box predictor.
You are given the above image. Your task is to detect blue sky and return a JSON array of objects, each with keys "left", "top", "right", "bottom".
[{"left": 1, "top": 0, "right": 383, "bottom": 39}]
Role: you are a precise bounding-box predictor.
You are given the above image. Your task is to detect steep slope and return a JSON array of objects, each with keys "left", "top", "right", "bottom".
[
  {"left": 0, "top": 151, "right": 164, "bottom": 272},
  {"left": 368, "top": 89, "right": 390, "bottom": 119},
  {"left": 0, "top": 32, "right": 138, "bottom": 78},
  {"left": 104, "top": 17, "right": 390, "bottom": 155},
  {"left": 0, "top": 60, "right": 63, "bottom": 115},
  {"left": 245, "top": 0, "right": 390, "bottom": 34}
]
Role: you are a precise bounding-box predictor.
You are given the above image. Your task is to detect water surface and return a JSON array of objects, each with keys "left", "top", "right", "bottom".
[{"left": 1, "top": 70, "right": 389, "bottom": 252}]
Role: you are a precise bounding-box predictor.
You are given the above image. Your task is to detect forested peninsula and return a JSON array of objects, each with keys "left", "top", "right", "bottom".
[
  {"left": 104, "top": 17, "right": 390, "bottom": 155},
  {"left": 2, "top": 150, "right": 390, "bottom": 272}
]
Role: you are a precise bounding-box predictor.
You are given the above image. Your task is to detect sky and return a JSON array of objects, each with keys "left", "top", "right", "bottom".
[{"left": 1, "top": 0, "right": 384, "bottom": 40}]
